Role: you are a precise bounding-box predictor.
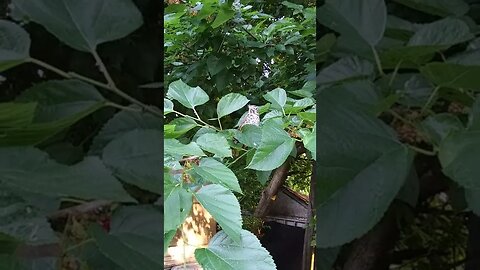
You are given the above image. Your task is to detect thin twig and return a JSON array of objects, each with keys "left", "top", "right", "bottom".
[
  {"left": 217, "top": 118, "right": 223, "bottom": 130},
  {"left": 408, "top": 145, "right": 436, "bottom": 156},
  {"left": 106, "top": 102, "right": 142, "bottom": 113},
  {"left": 227, "top": 148, "right": 253, "bottom": 168},
  {"left": 64, "top": 238, "right": 94, "bottom": 253},
  {"left": 389, "top": 60, "right": 403, "bottom": 87},
  {"left": 28, "top": 58, "right": 163, "bottom": 118},
  {"left": 421, "top": 86, "right": 440, "bottom": 115},
  {"left": 174, "top": 110, "right": 218, "bottom": 130},
  {"left": 48, "top": 200, "right": 112, "bottom": 219},
  {"left": 91, "top": 49, "right": 116, "bottom": 88},
  {"left": 371, "top": 46, "right": 385, "bottom": 76}
]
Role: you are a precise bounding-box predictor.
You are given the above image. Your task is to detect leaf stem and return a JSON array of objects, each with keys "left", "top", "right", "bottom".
[
  {"left": 28, "top": 57, "right": 163, "bottom": 118},
  {"left": 388, "top": 109, "right": 413, "bottom": 125},
  {"left": 27, "top": 57, "right": 72, "bottom": 78},
  {"left": 421, "top": 86, "right": 440, "bottom": 115},
  {"left": 217, "top": 118, "right": 223, "bottom": 130},
  {"left": 371, "top": 46, "right": 385, "bottom": 76},
  {"left": 389, "top": 60, "right": 403, "bottom": 87},
  {"left": 65, "top": 238, "right": 94, "bottom": 253},
  {"left": 174, "top": 110, "right": 219, "bottom": 131},
  {"left": 106, "top": 102, "right": 142, "bottom": 112},
  {"left": 228, "top": 148, "right": 253, "bottom": 168},
  {"left": 91, "top": 49, "right": 116, "bottom": 88},
  {"left": 408, "top": 145, "right": 436, "bottom": 156}
]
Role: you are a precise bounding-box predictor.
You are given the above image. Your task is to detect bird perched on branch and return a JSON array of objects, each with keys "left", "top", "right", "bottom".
[{"left": 238, "top": 105, "right": 260, "bottom": 130}]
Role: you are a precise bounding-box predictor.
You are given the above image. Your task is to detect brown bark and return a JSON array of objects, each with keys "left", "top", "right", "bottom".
[
  {"left": 254, "top": 158, "right": 292, "bottom": 218},
  {"left": 48, "top": 200, "right": 112, "bottom": 220},
  {"left": 342, "top": 206, "right": 399, "bottom": 270},
  {"left": 254, "top": 142, "right": 306, "bottom": 218}
]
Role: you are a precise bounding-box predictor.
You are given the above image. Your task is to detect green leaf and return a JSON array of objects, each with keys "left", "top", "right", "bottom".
[
  {"left": 421, "top": 62, "right": 480, "bottom": 89},
  {"left": 263, "top": 88, "right": 287, "bottom": 110},
  {"left": 302, "top": 127, "right": 316, "bottom": 159},
  {"left": 211, "top": 7, "right": 235, "bottom": 28},
  {"left": 282, "top": 1, "right": 304, "bottom": 11},
  {"left": 0, "top": 20, "right": 30, "bottom": 72},
  {"left": 465, "top": 189, "right": 480, "bottom": 216},
  {"left": 196, "top": 133, "right": 232, "bottom": 158},
  {"left": 317, "top": 0, "right": 386, "bottom": 46},
  {"left": 0, "top": 102, "right": 36, "bottom": 128},
  {"left": 206, "top": 55, "right": 227, "bottom": 76},
  {"left": 317, "top": 147, "right": 413, "bottom": 247},
  {"left": 0, "top": 147, "right": 135, "bottom": 202},
  {"left": 317, "top": 33, "right": 336, "bottom": 63},
  {"left": 165, "top": 117, "right": 197, "bottom": 139},
  {"left": 398, "top": 74, "right": 434, "bottom": 107},
  {"left": 44, "top": 142, "right": 83, "bottom": 165},
  {"left": 16, "top": 80, "right": 105, "bottom": 122},
  {"left": 0, "top": 255, "right": 23, "bottom": 269},
  {"left": 323, "top": 80, "right": 379, "bottom": 111},
  {"left": 164, "top": 139, "right": 205, "bottom": 159},
  {"left": 195, "top": 230, "right": 276, "bottom": 270},
  {"left": 256, "top": 170, "right": 272, "bottom": 185},
  {"left": 0, "top": 190, "right": 58, "bottom": 246},
  {"left": 317, "top": 90, "right": 414, "bottom": 247},
  {"left": 0, "top": 255, "right": 58, "bottom": 270},
  {"left": 102, "top": 130, "right": 162, "bottom": 194},
  {"left": 217, "top": 93, "right": 249, "bottom": 118},
  {"left": 12, "top": 0, "right": 143, "bottom": 52},
  {"left": 246, "top": 121, "right": 295, "bottom": 171},
  {"left": 317, "top": 56, "right": 374, "bottom": 85},
  {"left": 408, "top": 18, "right": 473, "bottom": 47},
  {"left": 111, "top": 205, "right": 163, "bottom": 237},
  {"left": 89, "top": 224, "right": 163, "bottom": 270},
  {"left": 290, "top": 81, "right": 315, "bottom": 98},
  {"left": 194, "top": 158, "right": 242, "bottom": 193},
  {"left": 317, "top": 89, "right": 401, "bottom": 203},
  {"left": 0, "top": 80, "right": 106, "bottom": 146},
  {"left": 89, "top": 107, "right": 162, "bottom": 155},
  {"left": 298, "top": 112, "right": 316, "bottom": 122},
  {"left": 420, "top": 113, "right": 463, "bottom": 145},
  {"left": 234, "top": 125, "right": 262, "bottom": 148},
  {"left": 0, "top": 233, "right": 19, "bottom": 254},
  {"left": 89, "top": 206, "right": 163, "bottom": 270},
  {"left": 164, "top": 99, "right": 174, "bottom": 114},
  {"left": 164, "top": 230, "right": 176, "bottom": 254},
  {"left": 439, "top": 131, "right": 480, "bottom": 190},
  {"left": 379, "top": 45, "right": 439, "bottom": 69},
  {"left": 194, "top": 184, "right": 242, "bottom": 243},
  {"left": 393, "top": 0, "right": 469, "bottom": 17},
  {"left": 164, "top": 173, "right": 192, "bottom": 233},
  {"left": 167, "top": 79, "right": 209, "bottom": 109},
  {"left": 448, "top": 49, "right": 480, "bottom": 66}
]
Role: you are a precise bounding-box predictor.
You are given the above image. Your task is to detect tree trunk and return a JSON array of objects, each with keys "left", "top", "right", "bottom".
[
  {"left": 254, "top": 158, "right": 292, "bottom": 218},
  {"left": 342, "top": 206, "right": 399, "bottom": 270}
]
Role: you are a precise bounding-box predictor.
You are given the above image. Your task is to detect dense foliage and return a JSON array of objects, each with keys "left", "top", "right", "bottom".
[
  {"left": 0, "top": 0, "right": 163, "bottom": 269},
  {"left": 317, "top": 0, "right": 480, "bottom": 268},
  {"left": 164, "top": 0, "right": 315, "bottom": 268}
]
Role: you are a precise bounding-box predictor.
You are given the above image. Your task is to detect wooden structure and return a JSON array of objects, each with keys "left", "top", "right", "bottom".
[
  {"left": 259, "top": 186, "right": 310, "bottom": 270},
  {"left": 164, "top": 201, "right": 215, "bottom": 270},
  {"left": 264, "top": 186, "right": 309, "bottom": 228}
]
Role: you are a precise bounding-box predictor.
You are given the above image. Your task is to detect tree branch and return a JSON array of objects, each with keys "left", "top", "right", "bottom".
[{"left": 343, "top": 205, "right": 399, "bottom": 270}]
